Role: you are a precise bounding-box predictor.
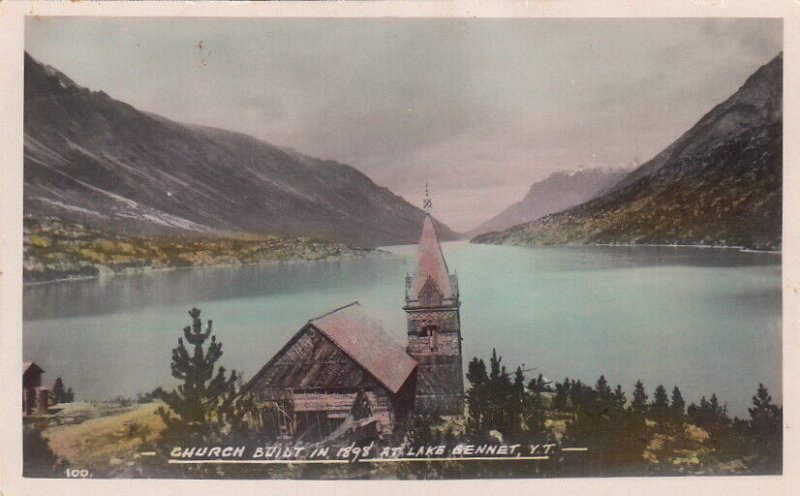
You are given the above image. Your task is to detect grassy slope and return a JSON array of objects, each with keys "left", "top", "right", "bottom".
[
  {"left": 24, "top": 217, "right": 373, "bottom": 283},
  {"left": 43, "top": 402, "right": 166, "bottom": 469}
]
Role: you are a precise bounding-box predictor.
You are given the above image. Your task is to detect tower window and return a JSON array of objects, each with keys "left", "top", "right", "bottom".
[{"left": 423, "top": 324, "right": 439, "bottom": 351}]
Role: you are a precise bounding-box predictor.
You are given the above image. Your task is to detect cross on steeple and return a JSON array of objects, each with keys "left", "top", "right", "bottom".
[{"left": 423, "top": 183, "right": 432, "bottom": 213}]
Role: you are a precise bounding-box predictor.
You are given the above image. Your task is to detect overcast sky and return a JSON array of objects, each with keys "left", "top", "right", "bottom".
[{"left": 26, "top": 17, "right": 781, "bottom": 231}]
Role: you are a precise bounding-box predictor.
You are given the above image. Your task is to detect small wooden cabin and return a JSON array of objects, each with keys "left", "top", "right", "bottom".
[
  {"left": 244, "top": 302, "right": 417, "bottom": 443},
  {"left": 23, "top": 362, "right": 45, "bottom": 415}
]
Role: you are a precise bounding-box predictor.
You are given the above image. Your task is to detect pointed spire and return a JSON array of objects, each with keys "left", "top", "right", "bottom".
[{"left": 410, "top": 213, "right": 453, "bottom": 301}]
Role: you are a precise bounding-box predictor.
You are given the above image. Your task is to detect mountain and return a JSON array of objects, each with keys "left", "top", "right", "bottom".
[
  {"left": 473, "top": 53, "right": 782, "bottom": 251},
  {"left": 467, "top": 167, "right": 629, "bottom": 237},
  {"left": 23, "top": 53, "right": 457, "bottom": 247}
]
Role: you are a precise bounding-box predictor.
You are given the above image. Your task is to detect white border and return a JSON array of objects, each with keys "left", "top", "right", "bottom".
[{"left": 1, "top": 1, "right": 798, "bottom": 495}]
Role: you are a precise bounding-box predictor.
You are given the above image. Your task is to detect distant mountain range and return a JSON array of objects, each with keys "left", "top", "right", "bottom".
[
  {"left": 473, "top": 53, "right": 782, "bottom": 251},
  {"left": 23, "top": 53, "right": 457, "bottom": 248},
  {"left": 467, "top": 167, "right": 629, "bottom": 237}
]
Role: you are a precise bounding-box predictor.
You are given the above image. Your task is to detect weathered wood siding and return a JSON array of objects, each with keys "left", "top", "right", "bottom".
[
  {"left": 250, "top": 327, "right": 381, "bottom": 392},
  {"left": 248, "top": 326, "right": 411, "bottom": 440}
]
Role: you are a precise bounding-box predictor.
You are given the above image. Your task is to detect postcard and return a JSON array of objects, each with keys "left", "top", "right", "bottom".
[{"left": 1, "top": 1, "right": 798, "bottom": 495}]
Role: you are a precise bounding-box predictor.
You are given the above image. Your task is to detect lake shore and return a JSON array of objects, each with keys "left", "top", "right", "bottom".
[
  {"left": 23, "top": 216, "right": 383, "bottom": 285},
  {"left": 585, "top": 242, "right": 781, "bottom": 255},
  {"left": 470, "top": 237, "right": 782, "bottom": 255},
  {"left": 23, "top": 248, "right": 383, "bottom": 286}
]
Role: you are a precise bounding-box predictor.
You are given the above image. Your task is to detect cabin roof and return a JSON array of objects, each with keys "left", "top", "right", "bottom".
[
  {"left": 23, "top": 362, "right": 44, "bottom": 375},
  {"left": 410, "top": 214, "right": 453, "bottom": 300},
  {"left": 308, "top": 302, "right": 417, "bottom": 394}
]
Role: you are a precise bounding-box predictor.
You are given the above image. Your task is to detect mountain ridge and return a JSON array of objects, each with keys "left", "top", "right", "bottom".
[
  {"left": 24, "top": 53, "right": 457, "bottom": 248},
  {"left": 472, "top": 53, "right": 782, "bottom": 251},
  {"left": 467, "top": 167, "right": 630, "bottom": 237}
]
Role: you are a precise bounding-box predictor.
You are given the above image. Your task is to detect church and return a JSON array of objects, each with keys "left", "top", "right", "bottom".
[{"left": 243, "top": 193, "right": 464, "bottom": 442}]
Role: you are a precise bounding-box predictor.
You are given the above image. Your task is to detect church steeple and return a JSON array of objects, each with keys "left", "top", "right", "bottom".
[
  {"left": 404, "top": 186, "right": 464, "bottom": 416},
  {"left": 406, "top": 214, "right": 457, "bottom": 306},
  {"left": 406, "top": 186, "right": 458, "bottom": 307}
]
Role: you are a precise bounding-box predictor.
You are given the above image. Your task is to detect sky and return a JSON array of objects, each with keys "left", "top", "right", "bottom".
[{"left": 25, "top": 17, "right": 782, "bottom": 232}]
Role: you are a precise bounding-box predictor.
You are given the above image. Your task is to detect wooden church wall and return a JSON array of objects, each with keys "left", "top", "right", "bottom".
[
  {"left": 248, "top": 325, "right": 408, "bottom": 440},
  {"left": 250, "top": 326, "right": 381, "bottom": 394}
]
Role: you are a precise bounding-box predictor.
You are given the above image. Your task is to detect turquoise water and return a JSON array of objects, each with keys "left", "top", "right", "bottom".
[{"left": 23, "top": 242, "right": 781, "bottom": 417}]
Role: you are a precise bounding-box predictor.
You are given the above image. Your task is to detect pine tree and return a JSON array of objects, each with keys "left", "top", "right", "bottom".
[
  {"left": 553, "top": 378, "right": 570, "bottom": 411},
  {"left": 669, "top": 386, "right": 685, "bottom": 426},
  {"left": 595, "top": 375, "right": 612, "bottom": 402},
  {"left": 52, "top": 378, "right": 65, "bottom": 404},
  {"left": 527, "top": 373, "right": 549, "bottom": 394},
  {"left": 748, "top": 383, "right": 782, "bottom": 472},
  {"left": 466, "top": 357, "right": 488, "bottom": 436},
  {"left": 651, "top": 385, "right": 670, "bottom": 423},
  {"left": 749, "top": 383, "right": 780, "bottom": 430},
  {"left": 513, "top": 367, "right": 525, "bottom": 397},
  {"left": 613, "top": 385, "right": 626, "bottom": 411},
  {"left": 631, "top": 380, "right": 648, "bottom": 416},
  {"left": 687, "top": 394, "right": 729, "bottom": 431},
  {"left": 508, "top": 366, "right": 526, "bottom": 439},
  {"left": 157, "top": 308, "right": 241, "bottom": 440},
  {"left": 486, "top": 348, "right": 513, "bottom": 434}
]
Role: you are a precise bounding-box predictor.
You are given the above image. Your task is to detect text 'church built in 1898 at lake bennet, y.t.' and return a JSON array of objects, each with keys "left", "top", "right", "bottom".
[{"left": 243, "top": 190, "right": 465, "bottom": 443}]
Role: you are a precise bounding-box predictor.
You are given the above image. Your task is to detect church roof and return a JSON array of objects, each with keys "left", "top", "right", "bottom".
[
  {"left": 308, "top": 302, "right": 417, "bottom": 394},
  {"left": 410, "top": 214, "right": 454, "bottom": 300}
]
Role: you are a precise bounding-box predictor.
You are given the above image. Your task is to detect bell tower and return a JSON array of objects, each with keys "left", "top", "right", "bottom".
[{"left": 404, "top": 185, "right": 464, "bottom": 416}]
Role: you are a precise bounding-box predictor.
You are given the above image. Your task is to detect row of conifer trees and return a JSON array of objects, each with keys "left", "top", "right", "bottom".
[{"left": 462, "top": 349, "right": 782, "bottom": 475}]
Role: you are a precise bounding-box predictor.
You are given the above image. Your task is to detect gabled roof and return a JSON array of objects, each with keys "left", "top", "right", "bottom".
[
  {"left": 308, "top": 302, "right": 417, "bottom": 394},
  {"left": 23, "top": 362, "right": 44, "bottom": 374},
  {"left": 410, "top": 214, "right": 453, "bottom": 300}
]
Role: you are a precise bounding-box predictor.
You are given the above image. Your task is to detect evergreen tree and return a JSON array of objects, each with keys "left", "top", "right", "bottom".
[
  {"left": 709, "top": 394, "right": 727, "bottom": 421},
  {"left": 156, "top": 308, "right": 242, "bottom": 441},
  {"left": 466, "top": 357, "right": 488, "bottom": 436},
  {"left": 486, "top": 349, "right": 513, "bottom": 434},
  {"left": 52, "top": 378, "right": 65, "bottom": 404},
  {"left": 488, "top": 349, "right": 505, "bottom": 383},
  {"left": 51, "top": 377, "right": 74, "bottom": 404},
  {"left": 595, "top": 375, "right": 612, "bottom": 402},
  {"left": 749, "top": 384, "right": 780, "bottom": 431},
  {"left": 687, "top": 397, "right": 704, "bottom": 426},
  {"left": 507, "top": 366, "right": 527, "bottom": 439},
  {"left": 669, "top": 386, "right": 686, "bottom": 426},
  {"left": 651, "top": 385, "right": 670, "bottom": 423},
  {"left": 553, "top": 378, "right": 569, "bottom": 411},
  {"left": 631, "top": 380, "right": 648, "bottom": 416},
  {"left": 527, "top": 373, "right": 549, "bottom": 394},
  {"left": 513, "top": 366, "right": 526, "bottom": 397},
  {"left": 687, "top": 394, "right": 730, "bottom": 431},
  {"left": 613, "top": 385, "right": 626, "bottom": 411},
  {"left": 563, "top": 380, "right": 647, "bottom": 476},
  {"left": 748, "top": 383, "right": 782, "bottom": 472},
  {"left": 466, "top": 352, "right": 547, "bottom": 443}
]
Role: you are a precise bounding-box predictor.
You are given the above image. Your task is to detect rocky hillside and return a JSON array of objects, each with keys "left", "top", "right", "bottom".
[
  {"left": 468, "top": 167, "right": 629, "bottom": 237},
  {"left": 473, "top": 53, "right": 782, "bottom": 251},
  {"left": 23, "top": 217, "right": 372, "bottom": 283},
  {"left": 24, "top": 53, "right": 456, "bottom": 248}
]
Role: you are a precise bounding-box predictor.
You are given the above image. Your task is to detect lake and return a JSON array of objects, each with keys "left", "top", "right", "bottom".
[{"left": 23, "top": 242, "right": 781, "bottom": 417}]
